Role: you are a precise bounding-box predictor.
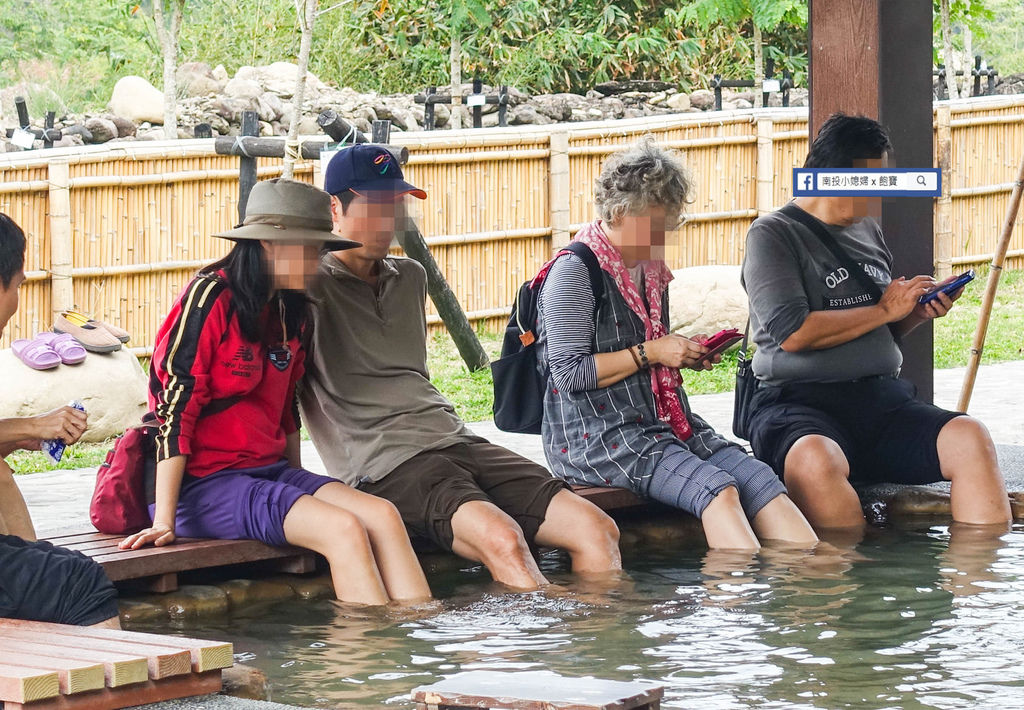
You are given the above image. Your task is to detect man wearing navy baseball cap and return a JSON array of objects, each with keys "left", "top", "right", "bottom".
[{"left": 301, "top": 144, "right": 622, "bottom": 590}]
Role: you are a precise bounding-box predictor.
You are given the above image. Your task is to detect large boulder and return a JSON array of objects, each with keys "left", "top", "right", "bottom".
[
  {"left": 83, "top": 117, "right": 118, "bottom": 143},
  {"left": 177, "top": 62, "right": 224, "bottom": 98},
  {"left": 668, "top": 265, "right": 748, "bottom": 337},
  {"left": 108, "top": 76, "right": 164, "bottom": 125},
  {"left": 0, "top": 347, "right": 147, "bottom": 443}
]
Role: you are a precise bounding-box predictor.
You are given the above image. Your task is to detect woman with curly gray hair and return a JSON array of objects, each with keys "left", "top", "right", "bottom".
[{"left": 536, "top": 141, "right": 817, "bottom": 550}]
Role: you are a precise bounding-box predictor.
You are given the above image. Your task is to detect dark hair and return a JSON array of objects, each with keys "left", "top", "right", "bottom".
[
  {"left": 804, "top": 113, "right": 893, "bottom": 169},
  {"left": 0, "top": 213, "right": 26, "bottom": 289},
  {"left": 203, "top": 240, "right": 310, "bottom": 343},
  {"left": 334, "top": 190, "right": 356, "bottom": 214}
]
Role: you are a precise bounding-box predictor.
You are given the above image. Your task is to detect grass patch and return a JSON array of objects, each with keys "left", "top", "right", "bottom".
[
  {"left": 933, "top": 267, "right": 1024, "bottom": 368},
  {"left": 9, "top": 441, "right": 111, "bottom": 475},
  {"left": 426, "top": 330, "right": 503, "bottom": 423}
]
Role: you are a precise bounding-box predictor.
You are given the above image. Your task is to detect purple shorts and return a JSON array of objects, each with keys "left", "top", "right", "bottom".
[{"left": 149, "top": 460, "right": 335, "bottom": 547}]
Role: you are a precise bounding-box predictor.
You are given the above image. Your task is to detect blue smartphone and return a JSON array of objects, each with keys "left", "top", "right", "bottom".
[{"left": 919, "top": 269, "right": 975, "bottom": 304}]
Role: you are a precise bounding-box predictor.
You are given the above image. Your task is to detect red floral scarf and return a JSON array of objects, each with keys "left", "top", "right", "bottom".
[{"left": 573, "top": 221, "right": 692, "bottom": 441}]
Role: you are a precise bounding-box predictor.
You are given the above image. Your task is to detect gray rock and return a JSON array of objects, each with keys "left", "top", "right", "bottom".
[
  {"left": 224, "top": 78, "right": 263, "bottom": 101},
  {"left": 108, "top": 75, "right": 164, "bottom": 124},
  {"left": 51, "top": 134, "right": 85, "bottom": 148},
  {"left": 108, "top": 115, "right": 137, "bottom": 137},
  {"left": 62, "top": 124, "right": 94, "bottom": 142},
  {"left": 594, "top": 80, "right": 675, "bottom": 95},
  {"left": 689, "top": 89, "right": 715, "bottom": 110},
  {"left": 599, "top": 97, "right": 626, "bottom": 119},
  {"left": 211, "top": 64, "right": 230, "bottom": 84},
  {"left": 733, "top": 98, "right": 753, "bottom": 109},
  {"left": 84, "top": 117, "right": 118, "bottom": 143},
  {"left": 668, "top": 265, "right": 748, "bottom": 336},
  {"left": 0, "top": 347, "right": 147, "bottom": 443},
  {"left": 177, "top": 61, "right": 223, "bottom": 98},
  {"left": 666, "top": 92, "right": 691, "bottom": 111},
  {"left": 510, "top": 104, "right": 554, "bottom": 125},
  {"left": 256, "top": 92, "right": 284, "bottom": 122}
]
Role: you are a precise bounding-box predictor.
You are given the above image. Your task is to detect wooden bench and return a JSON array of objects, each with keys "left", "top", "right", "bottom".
[
  {"left": 42, "top": 530, "right": 316, "bottom": 593},
  {"left": 412, "top": 670, "right": 663, "bottom": 710},
  {"left": 38, "top": 486, "right": 642, "bottom": 592},
  {"left": 0, "top": 619, "right": 232, "bottom": 710}
]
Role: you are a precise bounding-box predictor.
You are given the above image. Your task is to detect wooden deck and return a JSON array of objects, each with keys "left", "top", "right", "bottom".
[
  {"left": 0, "top": 619, "right": 232, "bottom": 710},
  {"left": 42, "top": 531, "right": 316, "bottom": 593},
  {"left": 37, "top": 485, "right": 643, "bottom": 591}
]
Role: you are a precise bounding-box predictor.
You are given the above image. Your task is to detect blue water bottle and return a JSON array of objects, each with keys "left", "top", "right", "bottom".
[{"left": 41, "top": 400, "right": 86, "bottom": 464}]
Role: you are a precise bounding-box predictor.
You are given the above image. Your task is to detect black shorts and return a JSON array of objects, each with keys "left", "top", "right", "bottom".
[
  {"left": 358, "top": 441, "right": 568, "bottom": 552},
  {"left": 747, "top": 376, "right": 963, "bottom": 486},
  {"left": 0, "top": 535, "right": 119, "bottom": 626}
]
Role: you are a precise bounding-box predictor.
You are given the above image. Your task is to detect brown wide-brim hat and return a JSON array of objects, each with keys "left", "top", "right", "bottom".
[{"left": 212, "top": 178, "right": 361, "bottom": 249}]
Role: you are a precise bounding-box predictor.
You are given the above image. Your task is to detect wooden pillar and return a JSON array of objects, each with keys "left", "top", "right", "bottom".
[
  {"left": 47, "top": 160, "right": 74, "bottom": 319},
  {"left": 755, "top": 118, "right": 774, "bottom": 216},
  {"left": 808, "top": 0, "right": 936, "bottom": 401},
  {"left": 549, "top": 131, "right": 571, "bottom": 250},
  {"left": 935, "top": 104, "right": 953, "bottom": 279}
]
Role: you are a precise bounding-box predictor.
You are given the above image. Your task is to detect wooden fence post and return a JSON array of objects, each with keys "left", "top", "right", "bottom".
[
  {"left": 48, "top": 159, "right": 74, "bottom": 320},
  {"left": 237, "top": 111, "right": 259, "bottom": 222},
  {"left": 935, "top": 104, "right": 954, "bottom": 279},
  {"left": 549, "top": 131, "right": 571, "bottom": 250},
  {"left": 755, "top": 118, "right": 774, "bottom": 216}
]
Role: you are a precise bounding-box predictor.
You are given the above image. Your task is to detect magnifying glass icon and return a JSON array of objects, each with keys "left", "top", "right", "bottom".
[{"left": 916, "top": 175, "right": 927, "bottom": 186}]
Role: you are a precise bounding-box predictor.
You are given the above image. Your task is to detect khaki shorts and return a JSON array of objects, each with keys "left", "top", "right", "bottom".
[{"left": 358, "top": 440, "right": 568, "bottom": 551}]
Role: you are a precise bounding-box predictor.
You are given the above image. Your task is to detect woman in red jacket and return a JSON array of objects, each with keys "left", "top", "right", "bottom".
[{"left": 120, "top": 179, "right": 431, "bottom": 606}]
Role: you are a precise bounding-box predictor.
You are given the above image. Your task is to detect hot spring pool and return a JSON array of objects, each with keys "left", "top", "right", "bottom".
[{"left": 131, "top": 522, "right": 1024, "bottom": 708}]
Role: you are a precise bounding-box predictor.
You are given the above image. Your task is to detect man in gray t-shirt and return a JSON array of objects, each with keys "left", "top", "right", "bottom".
[{"left": 741, "top": 113, "right": 1010, "bottom": 532}]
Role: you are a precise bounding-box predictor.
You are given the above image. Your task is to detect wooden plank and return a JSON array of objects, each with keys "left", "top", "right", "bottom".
[
  {"left": 1, "top": 669, "right": 222, "bottom": 710},
  {"left": 0, "top": 621, "right": 233, "bottom": 674},
  {"left": 572, "top": 486, "right": 645, "bottom": 512},
  {"left": 0, "top": 652, "right": 104, "bottom": 695},
  {"left": 0, "top": 664, "right": 60, "bottom": 704},
  {"left": 0, "top": 628, "right": 184, "bottom": 682},
  {"left": 84, "top": 538, "right": 310, "bottom": 581},
  {"left": 0, "top": 637, "right": 157, "bottom": 687},
  {"left": 40, "top": 531, "right": 118, "bottom": 546}
]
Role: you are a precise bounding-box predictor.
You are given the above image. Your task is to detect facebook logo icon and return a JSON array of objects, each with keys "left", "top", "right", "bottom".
[{"left": 796, "top": 171, "right": 815, "bottom": 192}]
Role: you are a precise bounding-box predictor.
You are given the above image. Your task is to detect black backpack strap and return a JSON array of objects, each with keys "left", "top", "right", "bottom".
[
  {"left": 561, "top": 241, "right": 605, "bottom": 313},
  {"left": 778, "top": 202, "right": 899, "bottom": 340},
  {"left": 779, "top": 203, "right": 883, "bottom": 301}
]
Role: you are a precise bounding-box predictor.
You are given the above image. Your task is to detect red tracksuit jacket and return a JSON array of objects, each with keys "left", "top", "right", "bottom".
[{"left": 148, "top": 272, "right": 304, "bottom": 478}]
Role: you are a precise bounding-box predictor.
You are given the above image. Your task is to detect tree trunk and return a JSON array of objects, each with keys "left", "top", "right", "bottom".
[
  {"left": 284, "top": 0, "right": 317, "bottom": 179},
  {"left": 153, "top": 0, "right": 182, "bottom": 138},
  {"left": 449, "top": 29, "right": 463, "bottom": 130},
  {"left": 941, "top": 0, "right": 960, "bottom": 99},
  {"left": 752, "top": 22, "right": 765, "bottom": 108},
  {"left": 963, "top": 1, "right": 973, "bottom": 96}
]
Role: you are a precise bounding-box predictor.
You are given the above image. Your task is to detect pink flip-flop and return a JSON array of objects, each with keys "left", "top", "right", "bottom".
[
  {"left": 36, "top": 331, "right": 87, "bottom": 365},
  {"left": 12, "top": 336, "right": 61, "bottom": 370}
]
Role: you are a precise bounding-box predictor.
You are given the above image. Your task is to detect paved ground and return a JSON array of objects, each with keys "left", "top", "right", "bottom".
[{"left": 17, "top": 361, "right": 1024, "bottom": 536}]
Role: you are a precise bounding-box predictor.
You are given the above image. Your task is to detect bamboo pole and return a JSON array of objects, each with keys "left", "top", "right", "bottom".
[
  {"left": 755, "top": 118, "right": 774, "bottom": 216},
  {"left": 957, "top": 149, "right": 1024, "bottom": 412},
  {"left": 48, "top": 160, "right": 74, "bottom": 320},
  {"left": 549, "top": 131, "right": 571, "bottom": 250},
  {"left": 935, "top": 105, "right": 954, "bottom": 279},
  {"left": 951, "top": 248, "right": 1024, "bottom": 266}
]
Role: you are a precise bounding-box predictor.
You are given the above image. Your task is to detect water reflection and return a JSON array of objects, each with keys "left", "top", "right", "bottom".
[{"left": 137, "top": 524, "right": 1024, "bottom": 709}]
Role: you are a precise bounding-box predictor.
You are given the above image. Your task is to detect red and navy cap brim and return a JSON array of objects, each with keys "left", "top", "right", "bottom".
[{"left": 349, "top": 180, "right": 427, "bottom": 201}]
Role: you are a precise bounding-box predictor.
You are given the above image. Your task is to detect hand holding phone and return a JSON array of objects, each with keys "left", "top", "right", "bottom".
[
  {"left": 693, "top": 328, "right": 743, "bottom": 366},
  {"left": 919, "top": 269, "right": 975, "bottom": 304}
]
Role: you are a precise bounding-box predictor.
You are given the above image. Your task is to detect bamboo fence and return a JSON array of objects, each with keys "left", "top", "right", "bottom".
[{"left": 1, "top": 95, "right": 1022, "bottom": 354}]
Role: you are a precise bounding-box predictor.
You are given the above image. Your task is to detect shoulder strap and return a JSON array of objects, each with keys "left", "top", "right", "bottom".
[
  {"left": 561, "top": 241, "right": 605, "bottom": 309},
  {"left": 778, "top": 203, "right": 883, "bottom": 301},
  {"left": 779, "top": 203, "right": 899, "bottom": 340}
]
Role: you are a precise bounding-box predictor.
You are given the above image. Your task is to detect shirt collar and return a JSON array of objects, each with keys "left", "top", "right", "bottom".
[{"left": 320, "top": 252, "right": 400, "bottom": 283}]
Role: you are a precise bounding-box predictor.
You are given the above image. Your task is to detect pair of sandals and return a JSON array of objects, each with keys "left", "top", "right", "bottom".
[
  {"left": 12, "top": 311, "right": 132, "bottom": 370},
  {"left": 12, "top": 332, "right": 87, "bottom": 370}
]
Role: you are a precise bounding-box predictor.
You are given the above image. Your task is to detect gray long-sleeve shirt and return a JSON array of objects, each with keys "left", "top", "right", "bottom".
[
  {"left": 300, "top": 254, "right": 478, "bottom": 486},
  {"left": 741, "top": 205, "right": 903, "bottom": 385}
]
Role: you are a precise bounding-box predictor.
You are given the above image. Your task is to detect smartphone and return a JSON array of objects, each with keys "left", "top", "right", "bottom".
[
  {"left": 919, "top": 269, "right": 975, "bottom": 304},
  {"left": 694, "top": 328, "right": 743, "bottom": 365}
]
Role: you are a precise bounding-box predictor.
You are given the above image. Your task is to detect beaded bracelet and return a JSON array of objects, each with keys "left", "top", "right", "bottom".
[{"left": 636, "top": 342, "right": 650, "bottom": 369}]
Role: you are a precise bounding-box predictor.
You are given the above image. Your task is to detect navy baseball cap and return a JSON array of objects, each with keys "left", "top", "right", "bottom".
[{"left": 323, "top": 144, "right": 427, "bottom": 201}]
